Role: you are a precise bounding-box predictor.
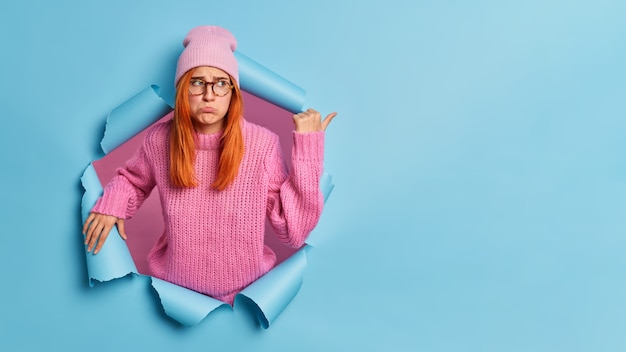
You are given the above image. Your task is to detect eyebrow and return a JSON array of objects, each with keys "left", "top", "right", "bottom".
[{"left": 190, "top": 76, "right": 229, "bottom": 81}]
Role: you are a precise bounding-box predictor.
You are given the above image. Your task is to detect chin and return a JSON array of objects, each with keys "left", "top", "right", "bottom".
[{"left": 192, "top": 117, "right": 225, "bottom": 132}]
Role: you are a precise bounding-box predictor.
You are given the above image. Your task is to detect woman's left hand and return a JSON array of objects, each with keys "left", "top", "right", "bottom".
[{"left": 293, "top": 108, "right": 337, "bottom": 133}]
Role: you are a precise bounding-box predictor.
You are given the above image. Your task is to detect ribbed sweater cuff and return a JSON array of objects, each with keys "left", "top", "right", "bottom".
[
  {"left": 91, "top": 187, "right": 132, "bottom": 219},
  {"left": 292, "top": 131, "right": 324, "bottom": 162}
]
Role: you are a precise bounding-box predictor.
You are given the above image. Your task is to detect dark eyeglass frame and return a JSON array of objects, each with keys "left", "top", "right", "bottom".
[{"left": 188, "top": 79, "right": 233, "bottom": 97}]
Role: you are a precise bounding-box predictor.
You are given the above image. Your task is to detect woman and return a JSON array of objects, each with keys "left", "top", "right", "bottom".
[{"left": 82, "top": 26, "right": 336, "bottom": 305}]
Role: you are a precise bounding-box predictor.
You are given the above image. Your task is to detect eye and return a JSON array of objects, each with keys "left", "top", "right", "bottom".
[
  {"left": 190, "top": 79, "right": 205, "bottom": 87},
  {"left": 216, "top": 80, "right": 230, "bottom": 88}
]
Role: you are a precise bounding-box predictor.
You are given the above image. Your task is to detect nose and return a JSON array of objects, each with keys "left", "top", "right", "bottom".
[{"left": 202, "top": 85, "right": 216, "bottom": 100}]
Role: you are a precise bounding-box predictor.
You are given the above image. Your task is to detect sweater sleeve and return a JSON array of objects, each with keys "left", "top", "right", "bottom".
[
  {"left": 91, "top": 140, "right": 157, "bottom": 220},
  {"left": 265, "top": 131, "right": 325, "bottom": 248}
]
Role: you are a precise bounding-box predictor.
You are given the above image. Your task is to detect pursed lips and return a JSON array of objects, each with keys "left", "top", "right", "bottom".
[{"left": 200, "top": 107, "right": 216, "bottom": 113}]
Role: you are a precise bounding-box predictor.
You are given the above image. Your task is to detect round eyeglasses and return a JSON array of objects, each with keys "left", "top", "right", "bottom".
[{"left": 188, "top": 79, "right": 233, "bottom": 97}]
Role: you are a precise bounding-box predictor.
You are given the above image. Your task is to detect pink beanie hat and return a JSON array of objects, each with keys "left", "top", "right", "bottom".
[{"left": 175, "top": 26, "right": 239, "bottom": 86}]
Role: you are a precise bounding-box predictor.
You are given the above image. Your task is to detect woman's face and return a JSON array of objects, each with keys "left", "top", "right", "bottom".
[{"left": 187, "top": 66, "right": 233, "bottom": 134}]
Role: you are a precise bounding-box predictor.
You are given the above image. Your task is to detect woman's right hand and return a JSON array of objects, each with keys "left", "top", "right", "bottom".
[{"left": 82, "top": 212, "right": 126, "bottom": 255}]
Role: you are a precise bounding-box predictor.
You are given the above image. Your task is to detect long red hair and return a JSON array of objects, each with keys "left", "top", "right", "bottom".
[{"left": 169, "top": 69, "right": 244, "bottom": 190}]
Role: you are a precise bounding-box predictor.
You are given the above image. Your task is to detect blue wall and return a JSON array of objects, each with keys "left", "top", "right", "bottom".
[{"left": 2, "top": 0, "right": 626, "bottom": 350}]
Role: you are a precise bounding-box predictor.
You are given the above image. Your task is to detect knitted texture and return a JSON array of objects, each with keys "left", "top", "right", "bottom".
[
  {"left": 92, "top": 118, "right": 324, "bottom": 305},
  {"left": 175, "top": 26, "right": 239, "bottom": 86}
]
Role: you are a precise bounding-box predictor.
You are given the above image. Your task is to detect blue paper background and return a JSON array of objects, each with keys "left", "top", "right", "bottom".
[{"left": 2, "top": 0, "right": 626, "bottom": 351}]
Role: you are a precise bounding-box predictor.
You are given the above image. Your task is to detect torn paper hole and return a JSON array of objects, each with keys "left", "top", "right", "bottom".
[{"left": 81, "top": 52, "right": 334, "bottom": 328}]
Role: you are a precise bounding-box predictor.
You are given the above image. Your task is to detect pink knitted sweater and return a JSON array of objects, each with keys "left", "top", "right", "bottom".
[{"left": 92, "top": 118, "right": 324, "bottom": 304}]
